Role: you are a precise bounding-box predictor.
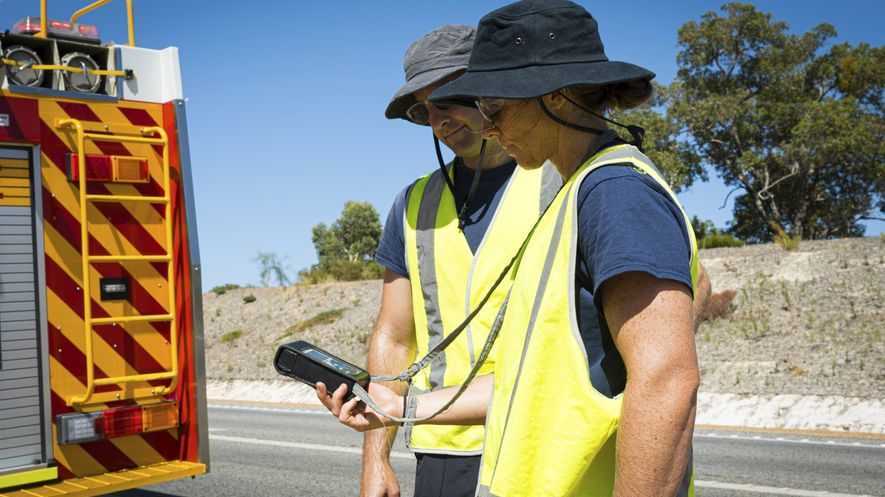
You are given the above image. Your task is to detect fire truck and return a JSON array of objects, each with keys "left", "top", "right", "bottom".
[{"left": 1, "top": 1, "right": 208, "bottom": 495}]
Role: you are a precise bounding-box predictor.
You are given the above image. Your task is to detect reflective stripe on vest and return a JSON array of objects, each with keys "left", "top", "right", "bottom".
[
  {"left": 402, "top": 162, "right": 561, "bottom": 455},
  {"left": 477, "top": 145, "right": 698, "bottom": 496}
]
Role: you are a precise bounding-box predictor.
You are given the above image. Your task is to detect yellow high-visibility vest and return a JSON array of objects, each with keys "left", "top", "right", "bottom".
[
  {"left": 477, "top": 145, "right": 699, "bottom": 496},
  {"left": 402, "top": 162, "right": 561, "bottom": 454}
]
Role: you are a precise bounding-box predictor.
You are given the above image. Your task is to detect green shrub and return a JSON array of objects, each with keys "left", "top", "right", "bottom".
[
  {"left": 211, "top": 283, "right": 240, "bottom": 295},
  {"left": 772, "top": 224, "right": 801, "bottom": 251},
  {"left": 298, "top": 260, "right": 384, "bottom": 284},
  {"left": 699, "top": 233, "right": 745, "bottom": 249},
  {"left": 277, "top": 308, "right": 346, "bottom": 341},
  {"left": 242, "top": 294, "right": 257, "bottom": 304},
  {"left": 221, "top": 330, "right": 243, "bottom": 343}
]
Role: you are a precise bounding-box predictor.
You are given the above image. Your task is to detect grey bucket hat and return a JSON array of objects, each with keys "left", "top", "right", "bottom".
[{"left": 385, "top": 24, "right": 475, "bottom": 122}]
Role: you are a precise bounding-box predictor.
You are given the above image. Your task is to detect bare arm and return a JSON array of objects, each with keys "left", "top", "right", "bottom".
[
  {"left": 602, "top": 271, "right": 699, "bottom": 497},
  {"left": 362, "top": 270, "right": 415, "bottom": 497},
  {"left": 318, "top": 373, "right": 492, "bottom": 430},
  {"left": 412, "top": 373, "right": 492, "bottom": 425},
  {"left": 693, "top": 262, "right": 712, "bottom": 330}
]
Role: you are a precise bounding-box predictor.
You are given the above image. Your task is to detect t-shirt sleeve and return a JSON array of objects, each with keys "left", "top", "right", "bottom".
[
  {"left": 374, "top": 184, "right": 412, "bottom": 278},
  {"left": 577, "top": 166, "right": 693, "bottom": 311}
]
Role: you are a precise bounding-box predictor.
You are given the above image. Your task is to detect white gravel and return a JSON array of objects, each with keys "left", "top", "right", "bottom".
[{"left": 207, "top": 380, "right": 885, "bottom": 434}]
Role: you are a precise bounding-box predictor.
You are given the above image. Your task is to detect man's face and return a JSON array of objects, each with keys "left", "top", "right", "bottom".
[{"left": 411, "top": 80, "right": 485, "bottom": 159}]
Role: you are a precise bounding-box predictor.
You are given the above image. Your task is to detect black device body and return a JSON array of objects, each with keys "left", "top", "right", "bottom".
[{"left": 274, "top": 340, "right": 370, "bottom": 401}]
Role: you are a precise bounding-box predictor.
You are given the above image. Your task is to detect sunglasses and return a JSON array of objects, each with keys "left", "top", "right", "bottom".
[{"left": 405, "top": 97, "right": 476, "bottom": 125}]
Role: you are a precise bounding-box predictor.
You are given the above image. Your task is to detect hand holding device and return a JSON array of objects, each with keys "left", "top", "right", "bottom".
[{"left": 274, "top": 340, "right": 370, "bottom": 401}]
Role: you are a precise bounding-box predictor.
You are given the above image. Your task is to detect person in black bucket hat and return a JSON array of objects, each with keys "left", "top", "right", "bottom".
[
  {"left": 316, "top": 24, "right": 561, "bottom": 497},
  {"left": 318, "top": 3, "right": 710, "bottom": 497}
]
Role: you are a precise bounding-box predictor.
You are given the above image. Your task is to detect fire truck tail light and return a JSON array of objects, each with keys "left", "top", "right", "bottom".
[
  {"left": 57, "top": 412, "right": 103, "bottom": 445},
  {"left": 113, "top": 156, "right": 150, "bottom": 183},
  {"left": 102, "top": 405, "right": 144, "bottom": 439},
  {"left": 68, "top": 154, "right": 150, "bottom": 183},
  {"left": 143, "top": 403, "right": 179, "bottom": 432},
  {"left": 56, "top": 402, "right": 178, "bottom": 445}
]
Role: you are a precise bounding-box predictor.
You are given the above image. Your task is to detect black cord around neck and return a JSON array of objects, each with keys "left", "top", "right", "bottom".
[
  {"left": 457, "top": 139, "right": 485, "bottom": 231},
  {"left": 538, "top": 95, "right": 646, "bottom": 150},
  {"left": 434, "top": 134, "right": 457, "bottom": 195},
  {"left": 433, "top": 134, "right": 486, "bottom": 231}
]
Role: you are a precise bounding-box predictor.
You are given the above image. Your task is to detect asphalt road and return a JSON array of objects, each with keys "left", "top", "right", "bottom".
[{"left": 112, "top": 405, "right": 885, "bottom": 497}]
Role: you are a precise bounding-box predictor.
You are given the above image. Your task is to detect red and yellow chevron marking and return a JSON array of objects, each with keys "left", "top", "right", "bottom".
[{"left": 0, "top": 92, "right": 201, "bottom": 481}]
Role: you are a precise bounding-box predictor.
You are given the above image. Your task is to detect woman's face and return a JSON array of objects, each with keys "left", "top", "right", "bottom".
[{"left": 477, "top": 97, "right": 550, "bottom": 169}]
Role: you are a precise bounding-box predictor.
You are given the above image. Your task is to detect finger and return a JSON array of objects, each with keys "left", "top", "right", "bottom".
[
  {"left": 332, "top": 383, "right": 349, "bottom": 404},
  {"left": 315, "top": 382, "right": 340, "bottom": 416},
  {"left": 339, "top": 396, "right": 362, "bottom": 423}
]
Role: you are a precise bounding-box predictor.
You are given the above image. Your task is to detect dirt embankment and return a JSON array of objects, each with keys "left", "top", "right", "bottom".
[{"left": 204, "top": 237, "right": 885, "bottom": 399}]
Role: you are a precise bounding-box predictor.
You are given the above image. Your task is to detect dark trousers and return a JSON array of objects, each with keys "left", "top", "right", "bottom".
[{"left": 414, "top": 453, "right": 481, "bottom": 497}]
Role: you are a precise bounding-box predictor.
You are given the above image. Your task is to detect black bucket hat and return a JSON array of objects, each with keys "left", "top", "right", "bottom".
[
  {"left": 430, "top": 0, "right": 655, "bottom": 101},
  {"left": 385, "top": 25, "right": 475, "bottom": 121}
]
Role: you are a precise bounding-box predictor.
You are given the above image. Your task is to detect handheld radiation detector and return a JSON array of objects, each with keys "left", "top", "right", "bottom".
[{"left": 274, "top": 340, "right": 370, "bottom": 400}]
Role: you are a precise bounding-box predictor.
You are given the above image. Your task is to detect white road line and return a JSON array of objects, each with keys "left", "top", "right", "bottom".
[
  {"left": 209, "top": 434, "right": 879, "bottom": 497},
  {"left": 695, "top": 480, "right": 879, "bottom": 497},
  {"left": 209, "top": 404, "right": 326, "bottom": 416},
  {"left": 210, "top": 434, "right": 414, "bottom": 460},
  {"left": 210, "top": 405, "right": 885, "bottom": 449},
  {"left": 695, "top": 433, "right": 885, "bottom": 450}
]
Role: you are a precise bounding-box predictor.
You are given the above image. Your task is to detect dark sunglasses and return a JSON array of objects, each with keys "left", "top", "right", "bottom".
[{"left": 405, "top": 97, "right": 476, "bottom": 125}]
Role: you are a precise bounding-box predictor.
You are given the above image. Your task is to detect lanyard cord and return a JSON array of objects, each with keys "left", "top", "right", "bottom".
[{"left": 361, "top": 172, "right": 565, "bottom": 424}]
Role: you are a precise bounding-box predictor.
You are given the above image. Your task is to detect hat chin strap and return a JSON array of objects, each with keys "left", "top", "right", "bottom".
[{"left": 537, "top": 96, "right": 646, "bottom": 150}]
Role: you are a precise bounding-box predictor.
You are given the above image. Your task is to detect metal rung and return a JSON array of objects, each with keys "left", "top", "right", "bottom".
[
  {"left": 86, "top": 194, "right": 169, "bottom": 203},
  {"left": 89, "top": 254, "right": 171, "bottom": 262},
  {"left": 83, "top": 131, "right": 166, "bottom": 145},
  {"left": 94, "top": 371, "right": 176, "bottom": 386},
  {"left": 91, "top": 314, "right": 173, "bottom": 325}
]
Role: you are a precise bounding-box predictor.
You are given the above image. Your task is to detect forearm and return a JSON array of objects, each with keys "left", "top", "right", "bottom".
[
  {"left": 363, "top": 325, "right": 414, "bottom": 460},
  {"left": 613, "top": 370, "right": 699, "bottom": 497},
  {"left": 413, "top": 374, "right": 492, "bottom": 425}
]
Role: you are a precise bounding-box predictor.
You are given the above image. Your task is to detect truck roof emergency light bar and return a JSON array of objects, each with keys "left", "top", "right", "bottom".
[
  {"left": 12, "top": 17, "right": 102, "bottom": 44},
  {"left": 30, "top": 0, "right": 136, "bottom": 46}
]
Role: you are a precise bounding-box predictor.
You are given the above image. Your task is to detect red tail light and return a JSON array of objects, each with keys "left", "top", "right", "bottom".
[
  {"left": 57, "top": 401, "right": 179, "bottom": 445},
  {"left": 102, "top": 405, "right": 144, "bottom": 439}
]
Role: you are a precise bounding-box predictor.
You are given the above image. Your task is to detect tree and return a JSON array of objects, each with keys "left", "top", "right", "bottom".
[
  {"left": 671, "top": 3, "right": 885, "bottom": 242},
  {"left": 302, "top": 201, "right": 384, "bottom": 282},
  {"left": 253, "top": 251, "right": 291, "bottom": 287}
]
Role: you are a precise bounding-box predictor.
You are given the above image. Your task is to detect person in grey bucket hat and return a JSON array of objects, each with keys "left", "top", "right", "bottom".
[
  {"left": 316, "top": 24, "right": 560, "bottom": 497},
  {"left": 384, "top": 24, "right": 473, "bottom": 120}
]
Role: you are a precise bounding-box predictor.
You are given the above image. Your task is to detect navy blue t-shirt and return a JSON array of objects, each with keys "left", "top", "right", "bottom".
[{"left": 375, "top": 146, "right": 692, "bottom": 399}]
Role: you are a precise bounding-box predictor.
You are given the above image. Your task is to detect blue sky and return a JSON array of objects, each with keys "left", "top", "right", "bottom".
[{"left": 2, "top": 0, "right": 883, "bottom": 289}]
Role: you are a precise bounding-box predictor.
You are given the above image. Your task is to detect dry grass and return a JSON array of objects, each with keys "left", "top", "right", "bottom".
[
  {"left": 699, "top": 289, "right": 737, "bottom": 322},
  {"left": 276, "top": 308, "right": 347, "bottom": 342}
]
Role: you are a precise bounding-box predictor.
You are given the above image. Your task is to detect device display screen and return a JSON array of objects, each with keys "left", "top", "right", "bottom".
[{"left": 301, "top": 348, "right": 365, "bottom": 378}]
